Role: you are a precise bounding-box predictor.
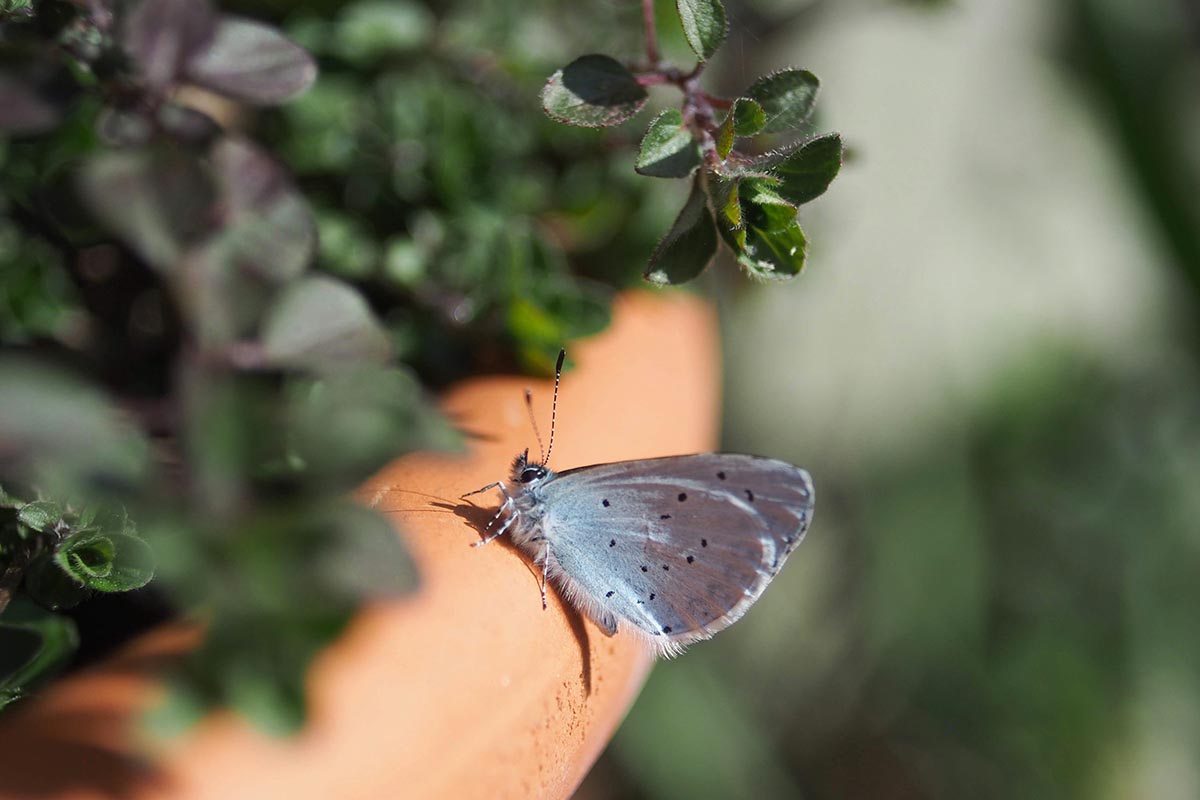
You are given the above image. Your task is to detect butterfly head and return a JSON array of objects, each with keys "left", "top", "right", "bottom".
[{"left": 510, "top": 448, "right": 551, "bottom": 487}]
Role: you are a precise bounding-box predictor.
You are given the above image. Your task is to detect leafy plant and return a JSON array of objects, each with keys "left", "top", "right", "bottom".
[{"left": 542, "top": 0, "right": 843, "bottom": 283}]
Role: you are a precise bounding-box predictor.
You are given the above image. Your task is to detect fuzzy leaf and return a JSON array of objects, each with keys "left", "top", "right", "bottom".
[
  {"left": 644, "top": 181, "right": 718, "bottom": 285},
  {"left": 63, "top": 532, "right": 155, "bottom": 592},
  {"left": 542, "top": 54, "right": 648, "bottom": 128},
  {"left": 715, "top": 98, "right": 764, "bottom": 159},
  {"left": 737, "top": 221, "right": 808, "bottom": 280},
  {"left": 17, "top": 501, "right": 63, "bottom": 533},
  {"left": 677, "top": 0, "right": 727, "bottom": 61},
  {"left": 756, "top": 132, "right": 843, "bottom": 205},
  {"left": 744, "top": 69, "right": 819, "bottom": 133},
  {"left": 636, "top": 109, "right": 701, "bottom": 178},
  {"left": 55, "top": 531, "right": 115, "bottom": 582},
  {"left": 185, "top": 16, "right": 316, "bottom": 104}
]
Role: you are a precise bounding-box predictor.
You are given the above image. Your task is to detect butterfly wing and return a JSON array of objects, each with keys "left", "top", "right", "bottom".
[{"left": 536, "top": 454, "right": 813, "bottom": 656}]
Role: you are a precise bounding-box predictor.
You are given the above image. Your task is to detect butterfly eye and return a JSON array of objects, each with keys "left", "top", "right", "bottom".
[{"left": 520, "top": 467, "right": 544, "bottom": 484}]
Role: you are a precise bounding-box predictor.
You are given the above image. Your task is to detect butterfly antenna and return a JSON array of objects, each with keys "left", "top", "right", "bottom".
[
  {"left": 545, "top": 349, "right": 565, "bottom": 465},
  {"left": 524, "top": 389, "right": 545, "bottom": 464}
]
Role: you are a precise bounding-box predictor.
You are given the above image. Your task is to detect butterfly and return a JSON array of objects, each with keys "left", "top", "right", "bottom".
[{"left": 463, "top": 351, "right": 814, "bottom": 656}]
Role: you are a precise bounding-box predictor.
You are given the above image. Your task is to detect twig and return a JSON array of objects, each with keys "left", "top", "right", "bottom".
[{"left": 642, "top": 0, "right": 660, "bottom": 66}]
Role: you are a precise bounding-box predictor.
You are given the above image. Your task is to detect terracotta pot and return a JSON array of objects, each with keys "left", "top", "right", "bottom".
[{"left": 0, "top": 291, "right": 720, "bottom": 800}]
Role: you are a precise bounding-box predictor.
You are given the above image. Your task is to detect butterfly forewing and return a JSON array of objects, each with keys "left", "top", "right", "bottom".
[{"left": 536, "top": 454, "right": 813, "bottom": 654}]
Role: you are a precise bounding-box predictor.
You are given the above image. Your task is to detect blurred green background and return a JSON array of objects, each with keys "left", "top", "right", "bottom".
[{"left": 581, "top": 0, "right": 1200, "bottom": 798}]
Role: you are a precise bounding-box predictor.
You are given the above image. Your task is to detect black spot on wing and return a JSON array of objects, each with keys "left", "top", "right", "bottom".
[
  {"left": 717, "top": 471, "right": 726, "bottom": 480},
  {"left": 602, "top": 498, "right": 610, "bottom": 507},
  {"left": 678, "top": 492, "right": 687, "bottom": 502},
  {"left": 687, "top": 555, "right": 695, "bottom": 564}
]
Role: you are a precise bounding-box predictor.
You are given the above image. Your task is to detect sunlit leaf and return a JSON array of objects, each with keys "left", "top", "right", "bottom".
[
  {"left": 716, "top": 98, "right": 765, "bottom": 159},
  {"left": 542, "top": 54, "right": 648, "bottom": 128},
  {"left": 636, "top": 109, "right": 701, "bottom": 178},
  {"left": 676, "top": 0, "right": 727, "bottom": 61},
  {"left": 755, "top": 132, "right": 843, "bottom": 206},
  {"left": 744, "top": 69, "right": 819, "bottom": 133}
]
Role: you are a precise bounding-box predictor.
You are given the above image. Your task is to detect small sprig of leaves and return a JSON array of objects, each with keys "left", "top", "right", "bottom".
[{"left": 541, "top": 0, "right": 843, "bottom": 284}]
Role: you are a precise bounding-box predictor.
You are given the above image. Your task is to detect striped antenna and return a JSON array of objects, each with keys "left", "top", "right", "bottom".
[{"left": 545, "top": 349, "right": 566, "bottom": 465}]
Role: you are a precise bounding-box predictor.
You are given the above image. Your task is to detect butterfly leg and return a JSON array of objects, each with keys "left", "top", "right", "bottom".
[
  {"left": 461, "top": 481, "right": 504, "bottom": 499},
  {"left": 539, "top": 540, "right": 550, "bottom": 610},
  {"left": 471, "top": 503, "right": 517, "bottom": 547}
]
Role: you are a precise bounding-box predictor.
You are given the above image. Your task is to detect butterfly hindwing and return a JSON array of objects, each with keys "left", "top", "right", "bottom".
[{"left": 535, "top": 454, "right": 813, "bottom": 655}]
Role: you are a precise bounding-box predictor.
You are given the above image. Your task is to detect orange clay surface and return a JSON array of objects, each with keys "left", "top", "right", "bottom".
[{"left": 0, "top": 291, "right": 720, "bottom": 800}]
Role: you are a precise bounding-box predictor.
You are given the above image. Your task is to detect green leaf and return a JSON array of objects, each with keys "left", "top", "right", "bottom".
[
  {"left": 644, "top": 181, "right": 718, "bottom": 286},
  {"left": 715, "top": 98, "right": 765, "bottom": 159},
  {"left": 17, "top": 501, "right": 63, "bottom": 533},
  {"left": 636, "top": 109, "right": 701, "bottom": 178},
  {"left": 23, "top": 553, "right": 90, "bottom": 610},
  {"left": 755, "top": 132, "right": 843, "bottom": 206},
  {"left": 737, "top": 221, "right": 808, "bottom": 280},
  {"left": 0, "top": 359, "right": 148, "bottom": 491},
  {"left": 740, "top": 179, "right": 798, "bottom": 232},
  {"left": 677, "top": 0, "right": 727, "bottom": 61},
  {"left": 744, "top": 69, "right": 820, "bottom": 133},
  {"left": 314, "top": 503, "right": 417, "bottom": 600},
  {"left": 542, "top": 54, "right": 648, "bottom": 128},
  {"left": 71, "top": 532, "right": 155, "bottom": 592},
  {"left": 0, "top": 598, "right": 78, "bottom": 705},
  {"left": 261, "top": 276, "right": 392, "bottom": 370},
  {"left": 56, "top": 531, "right": 115, "bottom": 582},
  {"left": 288, "top": 366, "right": 460, "bottom": 490}
]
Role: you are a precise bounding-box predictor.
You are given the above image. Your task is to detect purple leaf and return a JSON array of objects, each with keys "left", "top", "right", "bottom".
[
  {"left": 122, "top": 0, "right": 217, "bottom": 92},
  {"left": 201, "top": 136, "right": 316, "bottom": 281},
  {"left": 79, "top": 146, "right": 217, "bottom": 272},
  {"left": 185, "top": 16, "right": 316, "bottom": 105}
]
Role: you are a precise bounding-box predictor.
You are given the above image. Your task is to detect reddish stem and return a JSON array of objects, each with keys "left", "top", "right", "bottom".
[{"left": 642, "top": 0, "right": 660, "bottom": 66}]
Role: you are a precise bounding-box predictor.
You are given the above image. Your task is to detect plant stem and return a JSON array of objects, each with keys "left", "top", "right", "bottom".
[{"left": 642, "top": 0, "right": 660, "bottom": 66}]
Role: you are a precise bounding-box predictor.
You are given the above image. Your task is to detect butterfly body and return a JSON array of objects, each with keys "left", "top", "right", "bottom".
[{"left": 484, "top": 449, "right": 814, "bottom": 657}]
